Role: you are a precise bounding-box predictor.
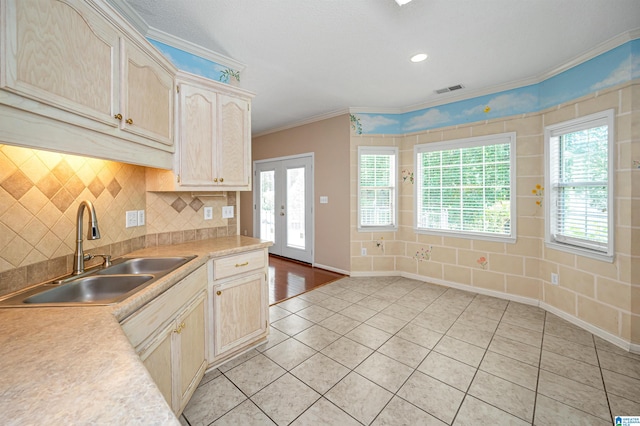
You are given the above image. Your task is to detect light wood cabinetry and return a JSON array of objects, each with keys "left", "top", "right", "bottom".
[
  {"left": 0, "top": 0, "right": 176, "bottom": 168},
  {"left": 207, "top": 249, "right": 269, "bottom": 366},
  {"left": 146, "top": 72, "right": 254, "bottom": 192},
  {"left": 121, "top": 265, "right": 207, "bottom": 416}
]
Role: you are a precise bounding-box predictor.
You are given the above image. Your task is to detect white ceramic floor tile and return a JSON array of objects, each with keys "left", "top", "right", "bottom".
[
  {"left": 397, "top": 371, "right": 465, "bottom": 424},
  {"left": 218, "top": 349, "right": 260, "bottom": 373},
  {"left": 487, "top": 335, "right": 540, "bottom": 367},
  {"left": 433, "top": 336, "right": 485, "bottom": 367},
  {"left": 602, "top": 369, "right": 640, "bottom": 403},
  {"left": 344, "top": 323, "right": 393, "bottom": 349},
  {"left": 534, "top": 394, "right": 610, "bottom": 426},
  {"left": 295, "top": 305, "right": 334, "bottom": 323},
  {"left": 251, "top": 373, "right": 320, "bottom": 426},
  {"left": 468, "top": 370, "right": 535, "bottom": 422},
  {"left": 290, "top": 398, "right": 360, "bottom": 426},
  {"left": 453, "top": 395, "right": 529, "bottom": 426},
  {"left": 495, "top": 321, "right": 543, "bottom": 348},
  {"left": 263, "top": 338, "right": 317, "bottom": 370},
  {"left": 377, "top": 335, "right": 430, "bottom": 368},
  {"left": 293, "top": 324, "right": 341, "bottom": 351},
  {"left": 224, "top": 354, "right": 286, "bottom": 396},
  {"left": 543, "top": 333, "right": 598, "bottom": 365},
  {"left": 355, "top": 352, "right": 413, "bottom": 392},
  {"left": 540, "top": 350, "right": 604, "bottom": 389},
  {"left": 325, "top": 372, "right": 393, "bottom": 425},
  {"left": 339, "top": 303, "right": 378, "bottom": 322},
  {"left": 277, "top": 298, "right": 312, "bottom": 313},
  {"left": 366, "top": 312, "right": 408, "bottom": 334},
  {"left": 479, "top": 351, "right": 538, "bottom": 391},
  {"left": 212, "top": 399, "right": 276, "bottom": 426},
  {"left": 319, "top": 313, "right": 362, "bottom": 335},
  {"left": 395, "top": 323, "right": 443, "bottom": 349},
  {"left": 372, "top": 396, "right": 446, "bottom": 426},
  {"left": 598, "top": 349, "right": 640, "bottom": 380},
  {"left": 269, "top": 305, "right": 292, "bottom": 322},
  {"left": 183, "top": 375, "right": 247, "bottom": 425},
  {"left": 256, "top": 327, "right": 289, "bottom": 352},
  {"left": 321, "top": 336, "right": 373, "bottom": 369},
  {"left": 418, "top": 351, "right": 477, "bottom": 391},
  {"left": 271, "top": 314, "right": 315, "bottom": 336},
  {"left": 290, "top": 353, "right": 350, "bottom": 394},
  {"left": 446, "top": 321, "right": 494, "bottom": 348}
]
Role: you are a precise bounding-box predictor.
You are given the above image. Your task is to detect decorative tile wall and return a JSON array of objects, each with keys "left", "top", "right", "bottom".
[{"left": 0, "top": 144, "right": 235, "bottom": 297}]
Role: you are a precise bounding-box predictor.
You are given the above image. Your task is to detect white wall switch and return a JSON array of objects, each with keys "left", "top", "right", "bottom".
[
  {"left": 137, "top": 210, "right": 145, "bottom": 226},
  {"left": 320, "top": 196, "right": 328, "bottom": 204},
  {"left": 204, "top": 206, "right": 213, "bottom": 220},
  {"left": 361, "top": 247, "right": 367, "bottom": 256},
  {"left": 222, "top": 206, "right": 234, "bottom": 219},
  {"left": 125, "top": 211, "right": 138, "bottom": 228},
  {"left": 551, "top": 273, "right": 559, "bottom": 285}
]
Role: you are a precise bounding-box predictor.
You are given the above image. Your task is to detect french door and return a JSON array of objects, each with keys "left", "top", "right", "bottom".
[{"left": 253, "top": 154, "right": 313, "bottom": 263}]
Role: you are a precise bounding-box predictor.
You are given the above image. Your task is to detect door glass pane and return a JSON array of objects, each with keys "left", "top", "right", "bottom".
[
  {"left": 260, "top": 170, "right": 275, "bottom": 243},
  {"left": 286, "top": 167, "right": 305, "bottom": 249}
]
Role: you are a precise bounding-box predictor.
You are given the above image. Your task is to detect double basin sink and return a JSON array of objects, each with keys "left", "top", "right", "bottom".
[{"left": 0, "top": 256, "right": 196, "bottom": 307}]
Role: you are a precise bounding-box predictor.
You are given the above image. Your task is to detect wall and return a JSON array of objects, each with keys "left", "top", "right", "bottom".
[
  {"left": 0, "top": 144, "right": 234, "bottom": 297},
  {"left": 351, "top": 81, "right": 639, "bottom": 347},
  {"left": 240, "top": 114, "right": 351, "bottom": 273}
]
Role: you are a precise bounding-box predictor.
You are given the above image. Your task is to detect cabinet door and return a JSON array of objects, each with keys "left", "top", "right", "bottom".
[
  {"left": 213, "top": 273, "right": 267, "bottom": 356},
  {"left": 175, "top": 292, "right": 207, "bottom": 414},
  {"left": 139, "top": 322, "right": 174, "bottom": 409},
  {"left": 177, "top": 83, "right": 217, "bottom": 186},
  {"left": 2, "top": 0, "right": 119, "bottom": 126},
  {"left": 216, "top": 94, "right": 251, "bottom": 188},
  {"left": 121, "top": 39, "right": 174, "bottom": 146}
]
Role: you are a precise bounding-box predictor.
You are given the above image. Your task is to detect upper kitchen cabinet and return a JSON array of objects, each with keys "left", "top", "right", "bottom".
[
  {"left": 120, "top": 38, "right": 174, "bottom": 146},
  {"left": 147, "top": 71, "right": 255, "bottom": 192},
  {"left": 0, "top": 0, "right": 176, "bottom": 169}
]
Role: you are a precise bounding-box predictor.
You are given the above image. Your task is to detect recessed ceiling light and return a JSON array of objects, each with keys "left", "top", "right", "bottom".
[
  {"left": 395, "top": 0, "right": 413, "bottom": 5},
  {"left": 411, "top": 53, "right": 428, "bottom": 63}
]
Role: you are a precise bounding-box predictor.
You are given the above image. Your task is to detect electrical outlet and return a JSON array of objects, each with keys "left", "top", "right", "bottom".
[
  {"left": 204, "top": 207, "right": 213, "bottom": 220},
  {"left": 361, "top": 248, "right": 367, "bottom": 256},
  {"left": 222, "top": 206, "right": 234, "bottom": 219},
  {"left": 125, "top": 211, "right": 138, "bottom": 228},
  {"left": 137, "top": 210, "right": 145, "bottom": 226},
  {"left": 551, "top": 273, "right": 559, "bottom": 285}
]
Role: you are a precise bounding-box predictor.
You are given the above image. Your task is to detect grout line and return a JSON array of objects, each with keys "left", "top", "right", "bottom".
[{"left": 594, "top": 333, "right": 615, "bottom": 424}]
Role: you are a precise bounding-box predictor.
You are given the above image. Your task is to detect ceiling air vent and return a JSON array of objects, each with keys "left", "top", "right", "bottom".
[{"left": 435, "top": 84, "right": 464, "bottom": 94}]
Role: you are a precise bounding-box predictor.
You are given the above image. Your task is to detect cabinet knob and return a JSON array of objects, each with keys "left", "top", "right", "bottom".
[
  {"left": 216, "top": 290, "right": 222, "bottom": 296},
  {"left": 220, "top": 177, "right": 224, "bottom": 182},
  {"left": 126, "top": 118, "right": 134, "bottom": 125},
  {"left": 114, "top": 113, "right": 122, "bottom": 120},
  {"left": 213, "top": 178, "right": 218, "bottom": 182}
]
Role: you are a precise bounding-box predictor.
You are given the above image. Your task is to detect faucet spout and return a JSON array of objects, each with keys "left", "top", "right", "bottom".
[{"left": 73, "top": 200, "right": 101, "bottom": 275}]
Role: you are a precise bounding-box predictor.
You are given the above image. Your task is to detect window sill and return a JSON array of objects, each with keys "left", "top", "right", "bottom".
[
  {"left": 545, "top": 240, "right": 614, "bottom": 263},
  {"left": 414, "top": 228, "right": 516, "bottom": 244}
]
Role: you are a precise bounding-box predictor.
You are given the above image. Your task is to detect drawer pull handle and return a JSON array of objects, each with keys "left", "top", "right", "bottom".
[
  {"left": 126, "top": 118, "right": 134, "bottom": 125},
  {"left": 235, "top": 262, "right": 249, "bottom": 267},
  {"left": 216, "top": 291, "right": 222, "bottom": 296}
]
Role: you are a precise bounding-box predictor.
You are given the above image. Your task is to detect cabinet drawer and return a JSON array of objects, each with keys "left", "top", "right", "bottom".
[
  {"left": 213, "top": 250, "right": 265, "bottom": 280},
  {"left": 121, "top": 265, "right": 206, "bottom": 348}
]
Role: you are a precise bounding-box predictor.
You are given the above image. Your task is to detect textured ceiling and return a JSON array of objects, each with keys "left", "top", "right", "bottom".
[{"left": 123, "top": 0, "right": 640, "bottom": 135}]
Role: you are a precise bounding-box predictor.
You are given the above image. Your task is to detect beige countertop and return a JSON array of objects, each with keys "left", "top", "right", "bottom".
[{"left": 0, "top": 236, "right": 270, "bottom": 425}]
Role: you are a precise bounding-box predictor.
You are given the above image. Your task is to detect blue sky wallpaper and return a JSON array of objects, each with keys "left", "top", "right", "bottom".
[
  {"left": 355, "top": 38, "right": 640, "bottom": 135},
  {"left": 148, "top": 39, "right": 233, "bottom": 82}
]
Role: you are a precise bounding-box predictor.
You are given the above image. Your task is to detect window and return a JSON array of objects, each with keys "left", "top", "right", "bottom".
[
  {"left": 414, "top": 133, "right": 516, "bottom": 242},
  {"left": 358, "top": 146, "right": 397, "bottom": 231},
  {"left": 545, "top": 110, "right": 614, "bottom": 261}
]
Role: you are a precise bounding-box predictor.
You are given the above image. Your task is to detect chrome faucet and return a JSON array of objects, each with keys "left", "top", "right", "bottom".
[{"left": 73, "top": 200, "right": 101, "bottom": 275}]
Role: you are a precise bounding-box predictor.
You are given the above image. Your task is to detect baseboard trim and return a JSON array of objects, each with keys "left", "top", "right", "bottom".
[{"left": 312, "top": 263, "right": 349, "bottom": 276}]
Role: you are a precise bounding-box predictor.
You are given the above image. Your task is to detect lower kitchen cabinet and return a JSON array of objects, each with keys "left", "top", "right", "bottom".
[
  {"left": 121, "top": 265, "right": 207, "bottom": 416},
  {"left": 212, "top": 273, "right": 267, "bottom": 356},
  {"left": 207, "top": 249, "right": 269, "bottom": 367}
]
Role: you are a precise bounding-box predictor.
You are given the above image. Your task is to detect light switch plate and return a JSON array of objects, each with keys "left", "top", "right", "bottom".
[
  {"left": 320, "top": 196, "right": 328, "bottom": 204},
  {"left": 137, "top": 210, "right": 145, "bottom": 226},
  {"left": 125, "top": 211, "right": 138, "bottom": 228},
  {"left": 204, "top": 207, "right": 213, "bottom": 220},
  {"left": 222, "top": 206, "right": 234, "bottom": 219}
]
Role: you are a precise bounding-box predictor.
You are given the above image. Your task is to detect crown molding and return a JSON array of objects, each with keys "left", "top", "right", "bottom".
[
  {"left": 147, "top": 27, "right": 246, "bottom": 72},
  {"left": 253, "top": 109, "right": 349, "bottom": 138},
  {"left": 105, "top": 0, "right": 149, "bottom": 34}
]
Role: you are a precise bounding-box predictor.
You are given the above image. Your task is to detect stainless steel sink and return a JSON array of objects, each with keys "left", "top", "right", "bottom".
[
  {"left": 23, "top": 275, "right": 153, "bottom": 304},
  {"left": 97, "top": 257, "right": 192, "bottom": 275},
  {"left": 0, "top": 255, "right": 196, "bottom": 307}
]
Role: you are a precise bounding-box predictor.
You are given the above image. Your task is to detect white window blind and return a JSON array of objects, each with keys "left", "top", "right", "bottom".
[
  {"left": 358, "top": 147, "right": 397, "bottom": 230},
  {"left": 545, "top": 110, "right": 614, "bottom": 259},
  {"left": 414, "top": 133, "right": 516, "bottom": 242}
]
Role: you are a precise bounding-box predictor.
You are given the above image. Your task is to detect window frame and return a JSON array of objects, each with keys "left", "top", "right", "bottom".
[
  {"left": 544, "top": 109, "right": 615, "bottom": 262},
  {"left": 357, "top": 146, "right": 398, "bottom": 232},
  {"left": 413, "top": 132, "right": 517, "bottom": 243}
]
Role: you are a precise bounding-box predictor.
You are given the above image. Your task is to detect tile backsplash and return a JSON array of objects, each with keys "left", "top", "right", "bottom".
[{"left": 0, "top": 144, "right": 234, "bottom": 297}]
